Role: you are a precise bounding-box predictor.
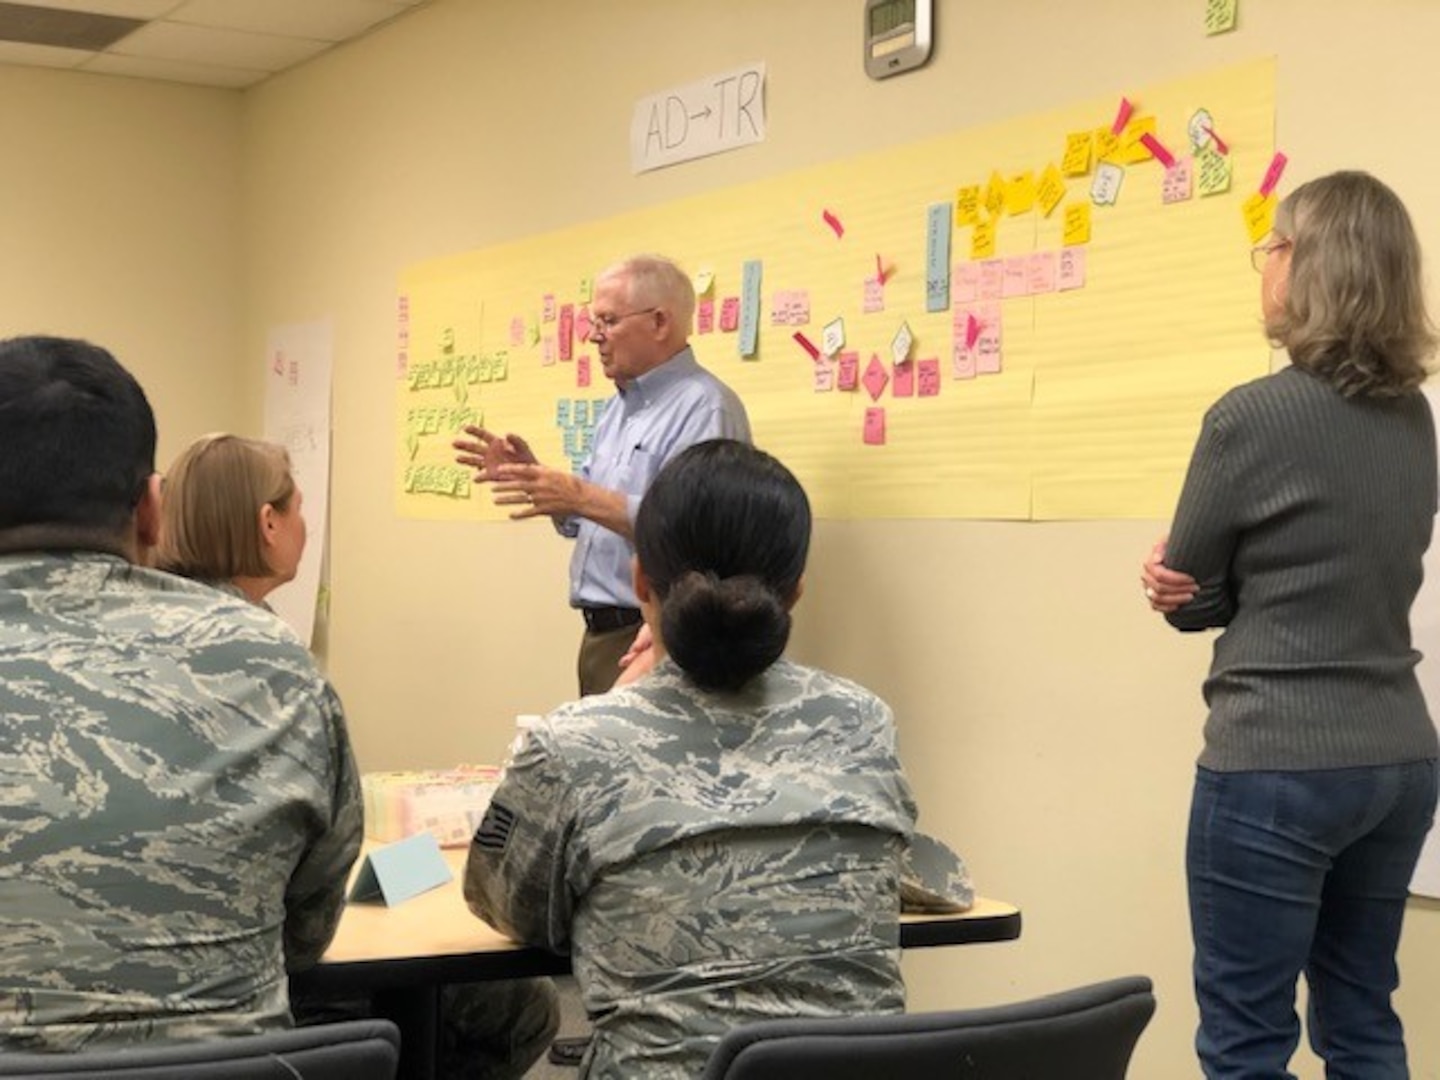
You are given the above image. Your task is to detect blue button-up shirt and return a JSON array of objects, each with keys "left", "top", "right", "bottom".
[{"left": 562, "top": 346, "right": 750, "bottom": 608}]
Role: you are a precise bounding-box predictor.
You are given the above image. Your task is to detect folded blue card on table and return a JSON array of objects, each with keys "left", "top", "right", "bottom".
[{"left": 347, "top": 832, "right": 453, "bottom": 906}]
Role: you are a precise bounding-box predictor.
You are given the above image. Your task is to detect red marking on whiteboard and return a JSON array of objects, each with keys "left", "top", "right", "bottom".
[
  {"left": 792, "top": 332, "right": 821, "bottom": 360},
  {"left": 822, "top": 210, "right": 844, "bottom": 238},
  {"left": 1203, "top": 124, "right": 1229, "bottom": 155},
  {"left": 1110, "top": 97, "right": 1134, "bottom": 135}
]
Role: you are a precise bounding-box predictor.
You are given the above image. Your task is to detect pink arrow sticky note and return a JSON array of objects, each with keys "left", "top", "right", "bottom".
[
  {"left": 966, "top": 313, "right": 981, "bottom": 350},
  {"left": 1138, "top": 132, "right": 1176, "bottom": 169},
  {"left": 1111, "top": 97, "right": 1134, "bottom": 135},
  {"left": 822, "top": 209, "right": 845, "bottom": 238},
  {"left": 876, "top": 253, "right": 888, "bottom": 284},
  {"left": 1203, "top": 124, "right": 1229, "bottom": 155},
  {"left": 792, "top": 331, "right": 820, "bottom": 361},
  {"left": 1258, "top": 151, "right": 1288, "bottom": 196}
]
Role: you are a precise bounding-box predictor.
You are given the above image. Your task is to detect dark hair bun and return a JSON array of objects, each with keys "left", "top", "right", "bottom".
[{"left": 661, "top": 571, "right": 790, "bottom": 692}]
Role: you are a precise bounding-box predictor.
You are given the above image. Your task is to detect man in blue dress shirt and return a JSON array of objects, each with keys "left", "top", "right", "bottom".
[{"left": 455, "top": 254, "right": 751, "bottom": 695}]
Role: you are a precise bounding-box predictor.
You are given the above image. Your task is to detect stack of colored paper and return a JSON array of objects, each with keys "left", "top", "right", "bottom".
[{"left": 361, "top": 766, "right": 502, "bottom": 847}]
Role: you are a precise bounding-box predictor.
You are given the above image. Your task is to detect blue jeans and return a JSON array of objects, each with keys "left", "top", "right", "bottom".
[{"left": 1188, "top": 761, "right": 1437, "bottom": 1079}]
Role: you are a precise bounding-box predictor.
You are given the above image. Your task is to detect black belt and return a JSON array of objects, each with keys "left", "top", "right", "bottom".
[{"left": 580, "top": 605, "right": 642, "bottom": 632}]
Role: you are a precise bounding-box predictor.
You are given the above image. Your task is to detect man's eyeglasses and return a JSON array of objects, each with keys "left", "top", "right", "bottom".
[
  {"left": 590, "top": 308, "right": 658, "bottom": 335},
  {"left": 1250, "top": 237, "right": 1292, "bottom": 273}
]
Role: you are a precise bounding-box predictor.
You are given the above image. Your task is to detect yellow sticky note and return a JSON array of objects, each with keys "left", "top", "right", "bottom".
[
  {"left": 527, "top": 319, "right": 540, "bottom": 345},
  {"left": 578, "top": 277, "right": 594, "bottom": 302},
  {"left": 955, "top": 184, "right": 981, "bottom": 227},
  {"left": 1094, "top": 127, "right": 1122, "bottom": 165},
  {"left": 1062, "top": 202, "right": 1092, "bottom": 246},
  {"left": 1118, "top": 116, "right": 1158, "bottom": 164},
  {"left": 1036, "top": 164, "right": 1066, "bottom": 218},
  {"left": 1196, "top": 146, "right": 1232, "bottom": 197},
  {"left": 1205, "top": 0, "right": 1238, "bottom": 35},
  {"left": 1061, "top": 131, "right": 1093, "bottom": 177},
  {"left": 1242, "top": 191, "right": 1276, "bottom": 243},
  {"left": 694, "top": 268, "right": 715, "bottom": 296},
  {"left": 1005, "top": 171, "right": 1037, "bottom": 216},
  {"left": 971, "top": 218, "right": 997, "bottom": 259},
  {"left": 984, "top": 171, "right": 1007, "bottom": 217}
]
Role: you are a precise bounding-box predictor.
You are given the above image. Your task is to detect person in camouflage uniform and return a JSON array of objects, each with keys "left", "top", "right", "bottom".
[
  {"left": 0, "top": 336, "right": 362, "bottom": 1053},
  {"left": 465, "top": 439, "right": 920, "bottom": 1079}
]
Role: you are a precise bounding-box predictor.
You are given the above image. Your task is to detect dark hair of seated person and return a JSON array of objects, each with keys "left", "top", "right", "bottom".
[{"left": 633, "top": 438, "right": 810, "bottom": 692}]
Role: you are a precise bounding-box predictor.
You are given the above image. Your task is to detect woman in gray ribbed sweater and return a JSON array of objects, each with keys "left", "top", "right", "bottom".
[{"left": 1142, "top": 171, "right": 1439, "bottom": 1079}]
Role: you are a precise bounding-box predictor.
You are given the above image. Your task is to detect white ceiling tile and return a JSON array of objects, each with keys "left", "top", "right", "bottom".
[
  {"left": 168, "top": 0, "right": 402, "bottom": 42},
  {"left": 20, "top": 0, "right": 183, "bottom": 16},
  {"left": 109, "top": 20, "right": 328, "bottom": 72},
  {"left": 0, "top": 40, "right": 88, "bottom": 68},
  {"left": 82, "top": 49, "right": 262, "bottom": 87}
]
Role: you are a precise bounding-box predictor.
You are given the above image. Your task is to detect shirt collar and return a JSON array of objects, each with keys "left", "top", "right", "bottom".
[{"left": 618, "top": 345, "right": 698, "bottom": 406}]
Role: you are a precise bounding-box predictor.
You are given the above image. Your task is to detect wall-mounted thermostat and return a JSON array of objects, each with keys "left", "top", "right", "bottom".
[{"left": 865, "top": 0, "right": 933, "bottom": 80}]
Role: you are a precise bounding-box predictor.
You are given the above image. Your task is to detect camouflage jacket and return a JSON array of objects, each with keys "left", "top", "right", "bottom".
[
  {"left": 465, "top": 658, "right": 917, "bottom": 1079},
  {"left": 0, "top": 553, "right": 362, "bottom": 1052}
]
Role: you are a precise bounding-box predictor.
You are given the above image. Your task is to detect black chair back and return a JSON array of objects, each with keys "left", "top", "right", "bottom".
[
  {"left": 701, "top": 975, "right": 1155, "bottom": 1080},
  {"left": 0, "top": 1019, "right": 400, "bottom": 1080}
]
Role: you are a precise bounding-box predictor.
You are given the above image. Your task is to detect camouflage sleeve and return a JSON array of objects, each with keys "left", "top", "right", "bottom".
[
  {"left": 463, "top": 728, "right": 576, "bottom": 953},
  {"left": 283, "top": 683, "right": 364, "bottom": 972}
]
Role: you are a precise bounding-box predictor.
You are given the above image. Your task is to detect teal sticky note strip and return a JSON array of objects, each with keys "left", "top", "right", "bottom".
[
  {"left": 739, "top": 259, "right": 763, "bottom": 359},
  {"left": 925, "top": 202, "right": 952, "bottom": 313},
  {"left": 347, "top": 832, "right": 453, "bottom": 907}
]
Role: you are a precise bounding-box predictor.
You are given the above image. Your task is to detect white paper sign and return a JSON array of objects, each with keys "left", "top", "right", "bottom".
[
  {"left": 630, "top": 63, "right": 766, "bottom": 174},
  {"left": 1409, "top": 385, "right": 1440, "bottom": 897},
  {"left": 264, "top": 320, "right": 333, "bottom": 648}
]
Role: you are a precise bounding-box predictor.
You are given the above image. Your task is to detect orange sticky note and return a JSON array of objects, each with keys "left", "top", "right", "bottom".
[
  {"left": 1036, "top": 164, "right": 1066, "bottom": 218},
  {"left": 954, "top": 184, "right": 981, "bottom": 227},
  {"left": 1061, "top": 131, "right": 1093, "bottom": 177},
  {"left": 971, "top": 218, "right": 997, "bottom": 259},
  {"left": 1005, "top": 171, "right": 1037, "bottom": 216},
  {"left": 1062, "top": 202, "right": 1092, "bottom": 246}
]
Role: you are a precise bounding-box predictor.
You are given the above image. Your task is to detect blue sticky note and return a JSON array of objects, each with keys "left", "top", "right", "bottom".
[
  {"left": 739, "top": 259, "right": 763, "bottom": 359},
  {"left": 347, "top": 833, "right": 452, "bottom": 907},
  {"left": 925, "top": 202, "right": 952, "bottom": 313}
]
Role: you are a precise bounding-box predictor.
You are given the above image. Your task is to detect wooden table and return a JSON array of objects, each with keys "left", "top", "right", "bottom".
[{"left": 294, "top": 846, "right": 1021, "bottom": 1077}]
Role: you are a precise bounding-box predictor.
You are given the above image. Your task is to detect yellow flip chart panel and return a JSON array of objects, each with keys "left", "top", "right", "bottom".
[{"left": 397, "top": 59, "right": 1275, "bottom": 521}]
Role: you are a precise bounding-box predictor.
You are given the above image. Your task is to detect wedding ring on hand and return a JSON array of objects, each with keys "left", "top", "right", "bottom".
[{"left": 1144, "top": 586, "right": 1157, "bottom": 601}]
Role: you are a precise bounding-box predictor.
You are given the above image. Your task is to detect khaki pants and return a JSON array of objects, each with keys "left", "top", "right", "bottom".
[{"left": 577, "top": 623, "right": 641, "bottom": 696}]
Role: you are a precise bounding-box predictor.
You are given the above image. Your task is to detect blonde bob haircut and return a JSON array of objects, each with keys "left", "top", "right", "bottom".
[
  {"left": 1266, "top": 170, "right": 1436, "bottom": 397},
  {"left": 156, "top": 434, "right": 295, "bottom": 581}
]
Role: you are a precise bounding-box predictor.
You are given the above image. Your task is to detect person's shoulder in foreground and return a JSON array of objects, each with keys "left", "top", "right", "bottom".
[{"left": 0, "top": 334, "right": 360, "bottom": 1052}]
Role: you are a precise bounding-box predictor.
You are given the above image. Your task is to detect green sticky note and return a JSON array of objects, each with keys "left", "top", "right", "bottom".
[{"left": 1205, "top": 0, "right": 1238, "bottom": 35}]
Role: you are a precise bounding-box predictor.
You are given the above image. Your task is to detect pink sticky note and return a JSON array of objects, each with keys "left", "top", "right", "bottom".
[
  {"left": 719, "top": 297, "right": 740, "bottom": 332},
  {"left": 558, "top": 304, "right": 575, "bottom": 362},
  {"left": 697, "top": 298, "right": 715, "bottom": 334},
  {"left": 1058, "top": 247, "right": 1087, "bottom": 291},
  {"left": 978, "top": 259, "right": 1004, "bottom": 301},
  {"left": 1111, "top": 97, "right": 1134, "bottom": 135},
  {"left": 542, "top": 294, "right": 556, "bottom": 322},
  {"left": 836, "top": 351, "right": 860, "bottom": 391},
  {"left": 1002, "top": 257, "right": 1029, "bottom": 299},
  {"left": 953, "top": 331, "right": 977, "bottom": 380},
  {"left": 1259, "top": 151, "right": 1288, "bottom": 196},
  {"left": 575, "top": 306, "right": 593, "bottom": 342},
  {"left": 793, "top": 331, "right": 820, "bottom": 361},
  {"left": 1137, "top": 132, "right": 1175, "bottom": 169},
  {"left": 975, "top": 304, "right": 1003, "bottom": 374},
  {"left": 823, "top": 209, "right": 844, "bottom": 238},
  {"left": 1027, "top": 251, "right": 1058, "bottom": 294},
  {"left": 917, "top": 358, "right": 941, "bottom": 397},
  {"left": 509, "top": 317, "right": 525, "bottom": 347},
  {"left": 953, "top": 262, "right": 981, "bottom": 304},
  {"left": 893, "top": 360, "right": 915, "bottom": 397},
  {"left": 1163, "top": 158, "right": 1194, "bottom": 204},
  {"left": 862, "top": 354, "right": 890, "bottom": 401},
  {"left": 577, "top": 354, "right": 592, "bottom": 388},
  {"left": 813, "top": 361, "right": 835, "bottom": 392},
  {"left": 863, "top": 276, "right": 884, "bottom": 314},
  {"left": 542, "top": 337, "right": 557, "bottom": 366},
  {"left": 863, "top": 407, "right": 886, "bottom": 446}
]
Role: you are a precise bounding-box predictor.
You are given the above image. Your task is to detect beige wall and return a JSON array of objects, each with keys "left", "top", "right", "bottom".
[
  {"left": 8, "top": 1, "right": 1439, "bottom": 1076},
  {"left": 0, "top": 66, "right": 245, "bottom": 462}
]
